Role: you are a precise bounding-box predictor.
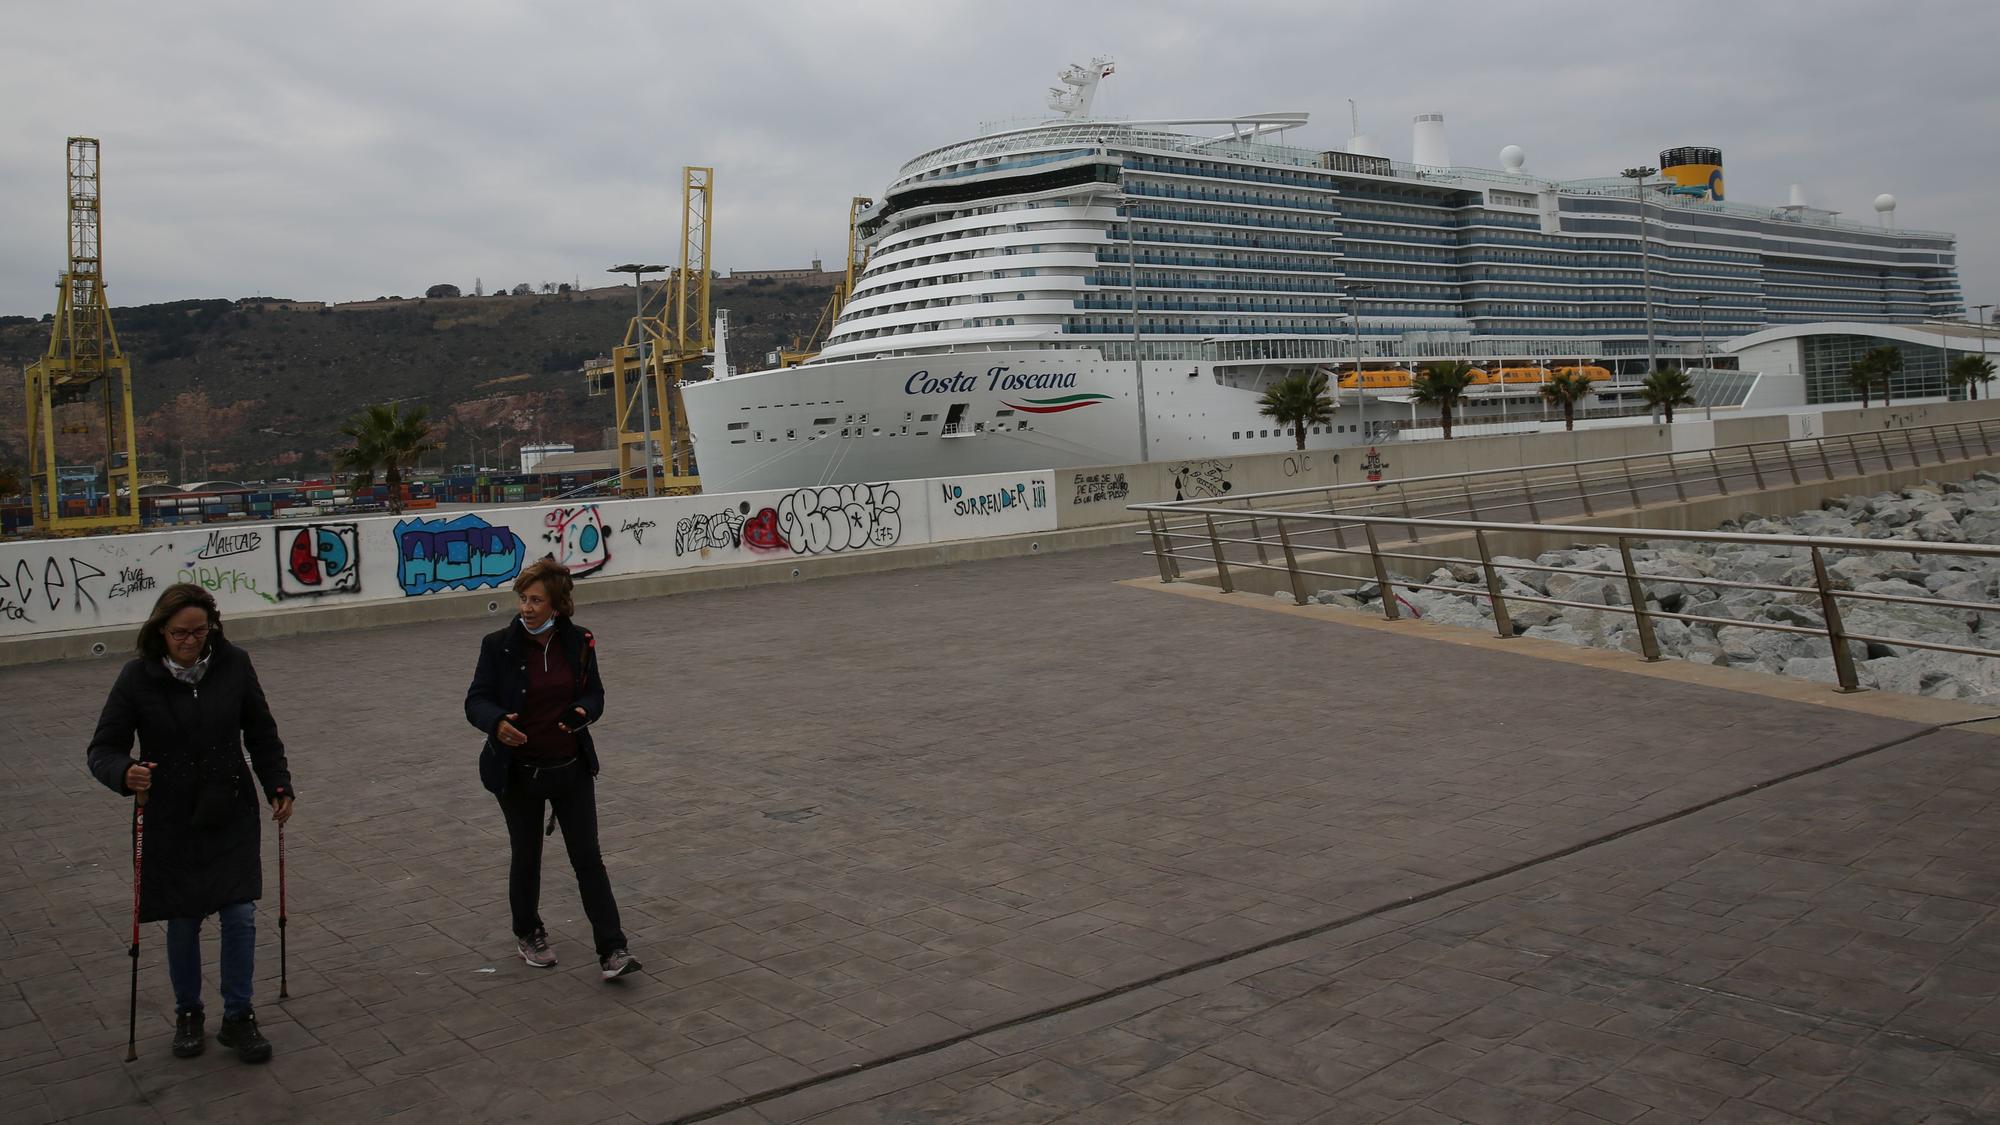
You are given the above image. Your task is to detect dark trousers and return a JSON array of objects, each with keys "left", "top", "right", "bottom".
[{"left": 497, "top": 760, "right": 627, "bottom": 957}]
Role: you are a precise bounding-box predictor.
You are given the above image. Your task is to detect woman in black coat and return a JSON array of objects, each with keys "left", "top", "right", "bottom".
[
  {"left": 87, "top": 584, "right": 295, "bottom": 1063},
  {"left": 465, "top": 558, "right": 640, "bottom": 981}
]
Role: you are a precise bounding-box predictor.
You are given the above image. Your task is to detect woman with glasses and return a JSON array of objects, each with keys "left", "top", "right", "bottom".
[{"left": 87, "top": 583, "right": 296, "bottom": 1063}]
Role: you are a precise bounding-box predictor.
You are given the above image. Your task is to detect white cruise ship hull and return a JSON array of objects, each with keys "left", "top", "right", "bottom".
[{"left": 684, "top": 347, "right": 1383, "bottom": 493}]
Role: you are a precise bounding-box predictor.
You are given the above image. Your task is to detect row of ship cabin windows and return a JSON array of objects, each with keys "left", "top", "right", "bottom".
[
  {"left": 724, "top": 404, "right": 1031, "bottom": 443},
  {"left": 1233, "top": 425, "right": 1364, "bottom": 439}
]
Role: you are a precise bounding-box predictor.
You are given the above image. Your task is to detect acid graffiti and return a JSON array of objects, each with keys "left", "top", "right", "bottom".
[
  {"left": 542, "top": 506, "right": 611, "bottom": 576},
  {"left": 276, "top": 523, "right": 361, "bottom": 598},
  {"left": 395, "top": 514, "right": 527, "bottom": 596},
  {"left": 775, "top": 483, "right": 901, "bottom": 555}
]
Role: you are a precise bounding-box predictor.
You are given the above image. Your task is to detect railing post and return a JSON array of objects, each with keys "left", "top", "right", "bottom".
[
  {"left": 1903, "top": 427, "right": 1925, "bottom": 468},
  {"left": 1845, "top": 434, "right": 1863, "bottom": 474},
  {"left": 1518, "top": 468, "right": 1541, "bottom": 522},
  {"left": 1463, "top": 477, "right": 1482, "bottom": 520},
  {"left": 1146, "top": 511, "right": 1175, "bottom": 583},
  {"left": 1247, "top": 512, "right": 1271, "bottom": 567},
  {"left": 1474, "top": 529, "right": 1513, "bottom": 639},
  {"left": 1398, "top": 481, "right": 1419, "bottom": 544},
  {"left": 1781, "top": 441, "right": 1801, "bottom": 486},
  {"left": 1665, "top": 454, "right": 1687, "bottom": 501},
  {"left": 1745, "top": 445, "right": 1766, "bottom": 490},
  {"left": 1572, "top": 461, "right": 1595, "bottom": 515},
  {"left": 1819, "top": 438, "right": 1836, "bottom": 481},
  {"left": 1876, "top": 431, "right": 1895, "bottom": 470},
  {"left": 1707, "top": 448, "right": 1730, "bottom": 495},
  {"left": 1617, "top": 538, "right": 1661, "bottom": 662},
  {"left": 1950, "top": 422, "right": 1970, "bottom": 461},
  {"left": 1809, "top": 545, "right": 1861, "bottom": 693},
  {"left": 1275, "top": 517, "right": 1307, "bottom": 606},
  {"left": 1204, "top": 514, "right": 1233, "bottom": 594},
  {"left": 1622, "top": 461, "right": 1643, "bottom": 509},
  {"left": 1980, "top": 420, "right": 1994, "bottom": 458},
  {"left": 1363, "top": 523, "right": 1399, "bottom": 620}
]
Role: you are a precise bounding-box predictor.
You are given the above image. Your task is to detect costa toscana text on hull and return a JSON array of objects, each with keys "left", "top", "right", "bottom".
[{"left": 682, "top": 59, "right": 1965, "bottom": 493}]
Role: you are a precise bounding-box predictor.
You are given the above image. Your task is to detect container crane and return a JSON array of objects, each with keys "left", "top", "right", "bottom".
[
  {"left": 779, "top": 195, "right": 872, "bottom": 367},
  {"left": 606, "top": 166, "right": 712, "bottom": 495},
  {"left": 24, "top": 137, "right": 141, "bottom": 533}
]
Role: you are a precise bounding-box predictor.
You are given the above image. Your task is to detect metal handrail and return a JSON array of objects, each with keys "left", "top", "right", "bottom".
[
  {"left": 1132, "top": 501, "right": 2000, "bottom": 693},
  {"left": 1146, "top": 419, "right": 1998, "bottom": 551}
]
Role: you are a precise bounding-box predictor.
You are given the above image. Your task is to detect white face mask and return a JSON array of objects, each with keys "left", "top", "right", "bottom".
[{"left": 520, "top": 615, "right": 556, "bottom": 636}]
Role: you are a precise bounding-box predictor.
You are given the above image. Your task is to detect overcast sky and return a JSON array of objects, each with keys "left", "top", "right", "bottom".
[{"left": 4, "top": 0, "right": 1997, "bottom": 320}]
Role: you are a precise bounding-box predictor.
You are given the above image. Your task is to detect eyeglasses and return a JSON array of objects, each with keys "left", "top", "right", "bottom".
[{"left": 165, "top": 626, "right": 211, "bottom": 642}]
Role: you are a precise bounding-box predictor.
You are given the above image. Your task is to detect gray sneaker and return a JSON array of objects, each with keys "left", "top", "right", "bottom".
[
  {"left": 599, "top": 949, "right": 641, "bottom": 981},
  {"left": 517, "top": 928, "right": 556, "bottom": 968}
]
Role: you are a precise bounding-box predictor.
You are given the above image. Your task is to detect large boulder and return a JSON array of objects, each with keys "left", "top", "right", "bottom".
[{"left": 1545, "top": 571, "right": 1621, "bottom": 606}]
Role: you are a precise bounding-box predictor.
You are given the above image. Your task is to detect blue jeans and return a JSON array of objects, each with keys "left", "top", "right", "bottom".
[{"left": 166, "top": 901, "right": 255, "bottom": 1018}]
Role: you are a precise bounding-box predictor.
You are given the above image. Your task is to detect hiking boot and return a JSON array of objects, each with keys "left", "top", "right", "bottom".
[
  {"left": 171, "top": 1009, "right": 205, "bottom": 1058},
  {"left": 599, "top": 949, "right": 641, "bottom": 981},
  {"left": 216, "top": 1010, "right": 272, "bottom": 1064},
  {"left": 517, "top": 928, "right": 556, "bottom": 968}
]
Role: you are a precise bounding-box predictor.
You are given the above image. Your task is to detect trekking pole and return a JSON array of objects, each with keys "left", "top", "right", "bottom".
[
  {"left": 278, "top": 817, "right": 288, "bottom": 1000},
  {"left": 126, "top": 775, "right": 149, "bottom": 1062}
]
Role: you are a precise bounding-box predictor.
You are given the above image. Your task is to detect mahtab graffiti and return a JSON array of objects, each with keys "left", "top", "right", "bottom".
[
  {"left": 1072, "top": 471, "right": 1130, "bottom": 505},
  {"left": 276, "top": 523, "right": 361, "bottom": 598},
  {"left": 395, "top": 514, "right": 527, "bottom": 597},
  {"left": 542, "top": 506, "right": 611, "bottom": 576}
]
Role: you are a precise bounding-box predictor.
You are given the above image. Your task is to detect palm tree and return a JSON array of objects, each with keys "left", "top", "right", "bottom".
[
  {"left": 1410, "top": 361, "right": 1478, "bottom": 439},
  {"left": 1257, "top": 370, "right": 1334, "bottom": 450},
  {"left": 1639, "top": 368, "right": 1697, "bottom": 424},
  {"left": 1845, "top": 354, "right": 1878, "bottom": 408},
  {"left": 1950, "top": 353, "right": 1997, "bottom": 401},
  {"left": 1538, "top": 369, "right": 1596, "bottom": 432},
  {"left": 1861, "top": 345, "right": 1902, "bottom": 405},
  {"left": 336, "top": 403, "right": 439, "bottom": 515}
]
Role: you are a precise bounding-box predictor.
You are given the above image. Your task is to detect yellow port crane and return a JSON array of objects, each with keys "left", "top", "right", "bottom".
[
  {"left": 606, "top": 166, "right": 712, "bottom": 495},
  {"left": 779, "top": 195, "right": 873, "bottom": 367},
  {"left": 25, "top": 137, "right": 141, "bottom": 533}
]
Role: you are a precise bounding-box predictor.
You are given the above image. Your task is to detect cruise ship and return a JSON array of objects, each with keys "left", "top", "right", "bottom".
[{"left": 682, "top": 60, "right": 1965, "bottom": 493}]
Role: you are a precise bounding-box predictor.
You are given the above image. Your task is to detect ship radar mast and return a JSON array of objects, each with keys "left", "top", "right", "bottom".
[{"left": 1046, "top": 57, "right": 1115, "bottom": 119}]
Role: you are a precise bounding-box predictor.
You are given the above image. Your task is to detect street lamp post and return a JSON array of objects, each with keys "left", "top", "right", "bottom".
[
  {"left": 1344, "top": 282, "right": 1372, "bottom": 438},
  {"left": 1622, "top": 166, "right": 1660, "bottom": 378},
  {"left": 609, "top": 263, "right": 667, "bottom": 496}
]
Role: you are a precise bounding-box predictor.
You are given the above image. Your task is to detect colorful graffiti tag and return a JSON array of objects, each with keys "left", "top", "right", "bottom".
[
  {"left": 276, "top": 523, "right": 361, "bottom": 598},
  {"left": 542, "top": 505, "right": 611, "bottom": 576},
  {"left": 395, "top": 514, "right": 527, "bottom": 596}
]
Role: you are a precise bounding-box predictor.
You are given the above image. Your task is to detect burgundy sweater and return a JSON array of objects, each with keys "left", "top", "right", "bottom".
[{"left": 516, "top": 634, "right": 579, "bottom": 762}]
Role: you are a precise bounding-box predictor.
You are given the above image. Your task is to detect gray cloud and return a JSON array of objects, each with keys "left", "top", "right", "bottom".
[{"left": 3, "top": 0, "right": 1995, "bottom": 317}]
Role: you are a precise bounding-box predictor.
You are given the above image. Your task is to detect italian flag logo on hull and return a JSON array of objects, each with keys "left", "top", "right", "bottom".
[{"left": 1003, "top": 393, "right": 1113, "bottom": 414}]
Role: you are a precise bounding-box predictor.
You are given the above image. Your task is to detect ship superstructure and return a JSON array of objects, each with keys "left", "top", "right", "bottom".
[{"left": 683, "top": 62, "right": 1964, "bottom": 492}]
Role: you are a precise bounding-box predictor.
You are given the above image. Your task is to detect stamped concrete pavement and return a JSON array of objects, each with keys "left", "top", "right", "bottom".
[{"left": 1, "top": 545, "right": 1989, "bottom": 1123}]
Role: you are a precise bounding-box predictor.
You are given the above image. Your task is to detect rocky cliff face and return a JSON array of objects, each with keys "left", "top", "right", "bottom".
[{"left": 1318, "top": 472, "right": 2000, "bottom": 703}]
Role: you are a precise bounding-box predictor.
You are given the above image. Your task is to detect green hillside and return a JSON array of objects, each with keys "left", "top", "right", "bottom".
[{"left": 0, "top": 280, "right": 833, "bottom": 482}]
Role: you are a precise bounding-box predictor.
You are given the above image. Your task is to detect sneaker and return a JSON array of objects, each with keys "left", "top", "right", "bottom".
[
  {"left": 599, "top": 949, "right": 641, "bottom": 981},
  {"left": 517, "top": 928, "right": 556, "bottom": 968},
  {"left": 171, "top": 1009, "right": 205, "bottom": 1058},
  {"left": 215, "top": 1011, "right": 272, "bottom": 1064}
]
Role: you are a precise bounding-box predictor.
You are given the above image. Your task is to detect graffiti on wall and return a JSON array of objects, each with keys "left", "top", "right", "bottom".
[
  {"left": 177, "top": 563, "right": 275, "bottom": 603},
  {"left": 1170, "top": 460, "right": 1233, "bottom": 501},
  {"left": 0, "top": 556, "right": 111, "bottom": 621},
  {"left": 1072, "top": 472, "right": 1130, "bottom": 505},
  {"left": 395, "top": 514, "right": 527, "bottom": 596},
  {"left": 108, "top": 566, "right": 157, "bottom": 600},
  {"left": 1361, "top": 446, "right": 1388, "bottom": 485},
  {"left": 776, "top": 483, "right": 901, "bottom": 555},
  {"left": 197, "top": 529, "right": 263, "bottom": 560},
  {"left": 675, "top": 507, "right": 746, "bottom": 557},
  {"left": 618, "top": 517, "right": 658, "bottom": 547},
  {"left": 276, "top": 523, "right": 361, "bottom": 598},
  {"left": 940, "top": 478, "right": 1047, "bottom": 518},
  {"left": 542, "top": 506, "right": 611, "bottom": 576}
]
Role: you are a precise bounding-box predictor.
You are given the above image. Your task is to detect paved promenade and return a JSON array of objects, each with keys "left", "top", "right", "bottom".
[{"left": 4, "top": 546, "right": 1997, "bottom": 1123}]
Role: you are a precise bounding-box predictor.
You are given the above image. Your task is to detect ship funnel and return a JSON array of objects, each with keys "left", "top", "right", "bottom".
[
  {"left": 1788, "top": 183, "right": 1808, "bottom": 207},
  {"left": 1411, "top": 113, "right": 1451, "bottom": 168}
]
